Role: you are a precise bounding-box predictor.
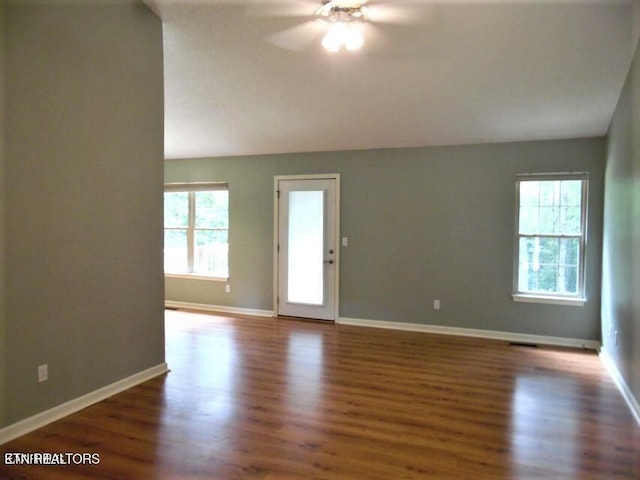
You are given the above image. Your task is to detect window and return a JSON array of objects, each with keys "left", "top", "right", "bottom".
[
  {"left": 164, "top": 183, "right": 229, "bottom": 279},
  {"left": 513, "top": 174, "right": 587, "bottom": 305}
]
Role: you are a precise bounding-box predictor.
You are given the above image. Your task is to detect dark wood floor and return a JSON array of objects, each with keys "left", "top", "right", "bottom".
[{"left": 1, "top": 309, "right": 638, "bottom": 479}]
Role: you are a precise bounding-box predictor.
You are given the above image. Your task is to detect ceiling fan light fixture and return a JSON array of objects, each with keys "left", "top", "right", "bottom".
[{"left": 316, "top": 1, "right": 369, "bottom": 52}]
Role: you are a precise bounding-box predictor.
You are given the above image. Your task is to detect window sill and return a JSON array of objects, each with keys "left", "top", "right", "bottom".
[
  {"left": 512, "top": 294, "right": 586, "bottom": 306},
  {"left": 165, "top": 273, "right": 228, "bottom": 282}
]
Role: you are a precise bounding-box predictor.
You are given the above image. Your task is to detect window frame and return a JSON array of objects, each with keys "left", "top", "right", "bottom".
[
  {"left": 164, "top": 182, "right": 229, "bottom": 281},
  {"left": 512, "top": 173, "right": 588, "bottom": 306}
]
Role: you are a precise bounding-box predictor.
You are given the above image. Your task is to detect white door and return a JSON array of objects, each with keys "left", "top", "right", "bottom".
[{"left": 275, "top": 176, "right": 339, "bottom": 321}]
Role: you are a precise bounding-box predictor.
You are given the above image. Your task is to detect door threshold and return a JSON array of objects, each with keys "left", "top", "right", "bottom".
[{"left": 276, "top": 315, "right": 335, "bottom": 324}]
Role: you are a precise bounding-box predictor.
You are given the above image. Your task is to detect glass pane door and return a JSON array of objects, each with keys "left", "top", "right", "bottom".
[
  {"left": 287, "top": 190, "right": 324, "bottom": 305},
  {"left": 276, "top": 177, "right": 338, "bottom": 321}
]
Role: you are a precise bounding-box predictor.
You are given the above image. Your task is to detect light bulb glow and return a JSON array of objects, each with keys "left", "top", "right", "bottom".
[
  {"left": 322, "top": 23, "right": 346, "bottom": 52},
  {"left": 344, "top": 26, "right": 363, "bottom": 51},
  {"left": 321, "top": 22, "right": 363, "bottom": 52}
]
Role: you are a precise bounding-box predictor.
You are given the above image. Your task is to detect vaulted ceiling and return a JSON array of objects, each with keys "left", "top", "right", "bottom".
[{"left": 146, "top": 0, "right": 637, "bottom": 159}]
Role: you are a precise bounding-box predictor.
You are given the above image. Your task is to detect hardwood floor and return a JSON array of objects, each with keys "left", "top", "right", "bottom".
[{"left": 1, "top": 309, "right": 638, "bottom": 479}]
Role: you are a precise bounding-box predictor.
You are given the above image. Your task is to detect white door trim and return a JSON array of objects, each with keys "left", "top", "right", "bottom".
[{"left": 273, "top": 174, "right": 340, "bottom": 320}]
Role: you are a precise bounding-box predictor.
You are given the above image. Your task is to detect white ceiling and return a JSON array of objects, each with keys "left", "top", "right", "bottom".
[{"left": 147, "top": 0, "right": 637, "bottom": 159}]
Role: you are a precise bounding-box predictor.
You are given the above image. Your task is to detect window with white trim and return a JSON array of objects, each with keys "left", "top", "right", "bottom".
[
  {"left": 164, "top": 183, "right": 229, "bottom": 279},
  {"left": 513, "top": 174, "right": 587, "bottom": 304}
]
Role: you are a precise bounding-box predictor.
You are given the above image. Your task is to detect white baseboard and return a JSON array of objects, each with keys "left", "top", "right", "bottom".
[
  {"left": 0, "top": 362, "right": 169, "bottom": 445},
  {"left": 337, "top": 317, "right": 601, "bottom": 350},
  {"left": 165, "top": 306, "right": 598, "bottom": 351},
  {"left": 599, "top": 348, "right": 640, "bottom": 425},
  {"left": 165, "top": 300, "right": 274, "bottom": 318}
]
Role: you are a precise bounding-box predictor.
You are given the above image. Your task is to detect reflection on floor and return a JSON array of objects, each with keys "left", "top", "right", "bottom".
[{"left": 1, "top": 309, "right": 638, "bottom": 479}]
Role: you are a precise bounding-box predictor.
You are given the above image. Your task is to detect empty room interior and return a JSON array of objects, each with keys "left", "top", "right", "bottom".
[{"left": 0, "top": 0, "right": 639, "bottom": 478}]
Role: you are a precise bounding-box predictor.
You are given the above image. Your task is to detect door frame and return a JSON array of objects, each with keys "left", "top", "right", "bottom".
[{"left": 273, "top": 174, "right": 340, "bottom": 320}]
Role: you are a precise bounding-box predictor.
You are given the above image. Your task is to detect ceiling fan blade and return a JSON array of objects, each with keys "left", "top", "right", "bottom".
[
  {"left": 246, "top": 0, "right": 319, "bottom": 18},
  {"left": 265, "top": 20, "right": 325, "bottom": 51},
  {"left": 367, "top": 3, "right": 434, "bottom": 26}
]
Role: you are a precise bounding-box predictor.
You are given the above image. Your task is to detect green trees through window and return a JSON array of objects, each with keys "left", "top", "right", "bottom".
[
  {"left": 164, "top": 187, "right": 229, "bottom": 278},
  {"left": 515, "top": 176, "right": 586, "bottom": 299}
]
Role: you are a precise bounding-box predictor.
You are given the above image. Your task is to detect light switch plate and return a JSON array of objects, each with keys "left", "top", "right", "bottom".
[{"left": 38, "top": 364, "right": 48, "bottom": 383}]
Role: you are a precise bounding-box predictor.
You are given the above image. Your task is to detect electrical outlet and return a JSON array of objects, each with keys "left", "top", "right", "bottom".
[
  {"left": 342, "top": 237, "right": 348, "bottom": 247},
  {"left": 225, "top": 284, "right": 231, "bottom": 293},
  {"left": 433, "top": 299, "right": 440, "bottom": 310},
  {"left": 38, "top": 364, "right": 48, "bottom": 383}
]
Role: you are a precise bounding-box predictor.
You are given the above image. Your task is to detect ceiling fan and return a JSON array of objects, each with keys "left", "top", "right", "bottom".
[
  {"left": 250, "top": 0, "right": 429, "bottom": 53},
  {"left": 315, "top": 1, "right": 369, "bottom": 51}
]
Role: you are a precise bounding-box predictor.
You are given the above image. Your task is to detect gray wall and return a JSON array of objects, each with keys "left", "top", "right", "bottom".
[
  {"left": 3, "top": 1, "right": 164, "bottom": 425},
  {"left": 0, "top": 0, "right": 6, "bottom": 428},
  {"left": 166, "top": 137, "right": 605, "bottom": 341},
  {"left": 602, "top": 35, "right": 640, "bottom": 404}
]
